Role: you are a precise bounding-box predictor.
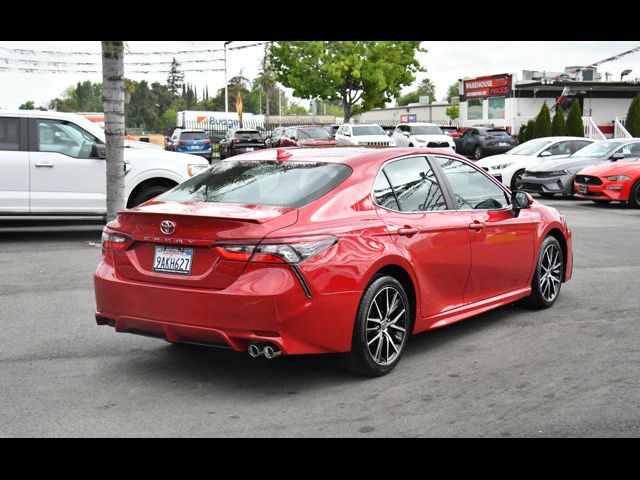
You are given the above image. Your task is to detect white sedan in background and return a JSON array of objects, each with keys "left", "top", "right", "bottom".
[
  {"left": 477, "top": 136, "right": 596, "bottom": 190},
  {"left": 392, "top": 122, "right": 455, "bottom": 152},
  {"left": 334, "top": 123, "right": 396, "bottom": 146}
]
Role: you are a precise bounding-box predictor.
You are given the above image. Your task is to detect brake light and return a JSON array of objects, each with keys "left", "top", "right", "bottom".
[
  {"left": 213, "top": 235, "right": 337, "bottom": 264},
  {"left": 101, "top": 228, "right": 132, "bottom": 252},
  {"left": 203, "top": 140, "right": 211, "bottom": 145},
  {"left": 177, "top": 141, "right": 186, "bottom": 146},
  {"left": 232, "top": 138, "right": 241, "bottom": 143}
]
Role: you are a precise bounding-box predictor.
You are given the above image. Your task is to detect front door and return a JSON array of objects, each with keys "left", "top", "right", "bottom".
[
  {"left": 433, "top": 155, "right": 536, "bottom": 304},
  {"left": 373, "top": 155, "right": 472, "bottom": 318}
]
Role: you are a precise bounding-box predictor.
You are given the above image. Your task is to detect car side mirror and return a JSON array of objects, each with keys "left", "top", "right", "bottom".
[
  {"left": 511, "top": 190, "right": 533, "bottom": 217},
  {"left": 610, "top": 152, "right": 624, "bottom": 161},
  {"left": 402, "top": 131, "right": 410, "bottom": 137},
  {"left": 539, "top": 151, "right": 552, "bottom": 157},
  {"left": 344, "top": 132, "right": 351, "bottom": 137},
  {"left": 92, "top": 144, "right": 107, "bottom": 159}
]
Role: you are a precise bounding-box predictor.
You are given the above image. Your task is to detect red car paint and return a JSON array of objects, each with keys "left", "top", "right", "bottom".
[
  {"left": 574, "top": 159, "right": 640, "bottom": 203},
  {"left": 94, "top": 147, "right": 572, "bottom": 356}
]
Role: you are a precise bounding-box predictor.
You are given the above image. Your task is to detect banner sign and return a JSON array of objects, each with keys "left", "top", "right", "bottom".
[{"left": 463, "top": 74, "right": 512, "bottom": 98}]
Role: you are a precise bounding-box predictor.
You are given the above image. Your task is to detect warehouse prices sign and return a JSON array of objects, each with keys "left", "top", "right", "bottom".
[{"left": 463, "top": 74, "right": 512, "bottom": 98}]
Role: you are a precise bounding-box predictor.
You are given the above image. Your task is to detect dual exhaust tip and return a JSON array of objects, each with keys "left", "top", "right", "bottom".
[{"left": 248, "top": 343, "right": 282, "bottom": 359}]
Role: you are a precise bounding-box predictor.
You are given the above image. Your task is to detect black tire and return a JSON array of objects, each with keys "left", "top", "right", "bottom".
[
  {"left": 408, "top": 143, "right": 414, "bottom": 147},
  {"left": 510, "top": 169, "right": 525, "bottom": 191},
  {"left": 341, "top": 276, "right": 412, "bottom": 377},
  {"left": 129, "top": 184, "right": 173, "bottom": 208},
  {"left": 525, "top": 236, "right": 564, "bottom": 309},
  {"left": 628, "top": 180, "right": 640, "bottom": 209},
  {"left": 473, "top": 145, "right": 483, "bottom": 160}
]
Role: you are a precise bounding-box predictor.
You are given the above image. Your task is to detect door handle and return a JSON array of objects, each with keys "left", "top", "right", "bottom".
[
  {"left": 397, "top": 227, "right": 420, "bottom": 237},
  {"left": 468, "top": 220, "right": 486, "bottom": 231},
  {"left": 34, "top": 163, "right": 54, "bottom": 168}
]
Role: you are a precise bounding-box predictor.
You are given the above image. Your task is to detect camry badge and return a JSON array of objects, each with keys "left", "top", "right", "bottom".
[{"left": 160, "top": 220, "right": 176, "bottom": 235}]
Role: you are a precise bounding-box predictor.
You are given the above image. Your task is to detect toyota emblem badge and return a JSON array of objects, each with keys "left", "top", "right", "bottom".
[{"left": 160, "top": 220, "right": 176, "bottom": 235}]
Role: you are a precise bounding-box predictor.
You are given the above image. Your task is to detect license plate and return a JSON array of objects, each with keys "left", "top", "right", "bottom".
[
  {"left": 498, "top": 142, "right": 509, "bottom": 147},
  {"left": 244, "top": 147, "right": 255, "bottom": 151},
  {"left": 153, "top": 246, "right": 193, "bottom": 275},
  {"left": 578, "top": 185, "right": 588, "bottom": 194},
  {"left": 190, "top": 145, "right": 199, "bottom": 150}
]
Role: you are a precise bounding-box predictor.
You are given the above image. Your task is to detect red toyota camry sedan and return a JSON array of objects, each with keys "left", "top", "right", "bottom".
[{"left": 94, "top": 147, "right": 573, "bottom": 376}]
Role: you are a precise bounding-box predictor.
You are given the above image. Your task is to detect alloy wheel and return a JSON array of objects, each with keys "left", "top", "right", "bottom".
[
  {"left": 366, "top": 286, "right": 408, "bottom": 366},
  {"left": 513, "top": 172, "right": 523, "bottom": 190},
  {"left": 539, "top": 243, "right": 562, "bottom": 302}
]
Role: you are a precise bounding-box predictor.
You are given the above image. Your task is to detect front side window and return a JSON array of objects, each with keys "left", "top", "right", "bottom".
[
  {"left": 160, "top": 160, "right": 351, "bottom": 208},
  {"left": 616, "top": 141, "right": 640, "bottom": 157},
  {"left": 379, "top": 157, "right": 447, "bottom": 212},
  {"left": 467, "top": 99, "right": 483, "bottom": 120},
  {"left": 543, "top": 140, "right": 573, "bottom": 156},
  {"left": 36, "top": 119, "right": 102, "bottom": 158},
  {"left": 0, "top": 117, "right": 19, "bottom": 151},
  {"left": 509, "top": 138, "right": 552, "bottom": 156},
  {"left": 436, "top": 156, "right": 509, "bottom": 210}
]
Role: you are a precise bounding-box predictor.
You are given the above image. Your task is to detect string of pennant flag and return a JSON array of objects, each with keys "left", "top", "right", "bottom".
[
  {"left": 0, "top": 57, "right": 225, "bottom": 67},
  {"left": 0, "top": 65, "right": 226, "bottom": 74}
]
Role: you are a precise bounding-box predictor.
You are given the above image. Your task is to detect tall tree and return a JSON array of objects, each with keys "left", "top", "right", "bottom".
[
  {"left": 625, "top": 93, "right": 640, "bottom": 137},
  {"left": 102, "top": 41, "right": 126, "bottom": 223},
  {"left": 256, "top": 44, "right": 277, "bottom": 116},
  {"left": 445, "top": 82, "right": 460, "bottom": 102},
  {"left": 565, "top": 100, "right": 584, "bottom": 137},
  {"left": 535, "top": 102, "right": 552, "bottom": 138},
  {"left": 525, "top": 119, "right": 537, "bottom": 141},
  {"left": 19, "top": 100, "right": 35, "bottom": 110},
  {"left": 167, "top": 58, "right": 184, "bottom": 96},
  {"left": 270, "top": 41, "right": 424, "bottom": 122},
  {"left": 396, "top": 78, "right": 436, "bottom": 106},
  {"left": 551, "top": 106, "right": 566, "bottom": 136}
]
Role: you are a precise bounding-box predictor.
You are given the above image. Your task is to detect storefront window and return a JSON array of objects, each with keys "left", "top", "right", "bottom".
[
  {"left": 488, "top": 96, "right": 505, "bottom": 119},
  {"left": 467, "top": 99, "right": 483, "bottom": 120}
]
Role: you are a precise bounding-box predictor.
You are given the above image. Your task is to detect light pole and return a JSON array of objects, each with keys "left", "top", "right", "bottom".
[{"left": 224, "top": 41, "right": 233, "bottom": 119}]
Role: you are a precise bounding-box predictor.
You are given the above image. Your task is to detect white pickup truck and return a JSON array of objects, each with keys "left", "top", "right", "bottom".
[{"left": 0, "top": 110, "right": 210, "bottom": 219}]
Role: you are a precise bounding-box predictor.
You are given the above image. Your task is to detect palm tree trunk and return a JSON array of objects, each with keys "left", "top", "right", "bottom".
[{"left": 101, "top": 41, "right": 125, "bottom": 222}]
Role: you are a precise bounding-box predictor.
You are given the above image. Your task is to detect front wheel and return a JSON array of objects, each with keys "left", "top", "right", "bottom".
[
  {"left": 510, "top": 169, "right": 525, "bottom": 190},
  {"left": 342, "top": 276, "right": 411, "bottom": 377},
  {"left": 628, "top": 180, "right": 640, "bottom": 209},
  {"left": 525, "top": 236, "right": 564, "bottom": 309},
  {"left": 473, "top": 145, "right": 483, "bottom": 160}
]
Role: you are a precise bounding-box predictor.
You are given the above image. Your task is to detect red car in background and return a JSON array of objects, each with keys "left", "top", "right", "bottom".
[
  {"left": 279, "top": 125, "right": 338, "bottom": 147},
  {"left": 574, "top": 156, "right": 640, "bottom": 207},
  {"left": 94, "top": 147, "right": 572, "bottom": 376}
]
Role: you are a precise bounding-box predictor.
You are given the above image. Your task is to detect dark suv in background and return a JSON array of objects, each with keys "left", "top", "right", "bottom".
[
  {"left": 454, "top": 127, "right": 518, "bottom": 160},
  {"left": 219, "top": 129, "right": 267, "bottom": 159}
]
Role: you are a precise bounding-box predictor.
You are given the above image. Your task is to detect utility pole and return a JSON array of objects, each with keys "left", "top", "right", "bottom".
[
  {"left": 278, "top": 86, "right": 282, "bottom": 126},
  {"left": 224, "top": 41, "right": 233, "bottom": 120}
]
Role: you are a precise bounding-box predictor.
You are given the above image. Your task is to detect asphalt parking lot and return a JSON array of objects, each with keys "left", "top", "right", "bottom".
[{"left": 1, "top": 198, "right": 639, "bottom": 437}]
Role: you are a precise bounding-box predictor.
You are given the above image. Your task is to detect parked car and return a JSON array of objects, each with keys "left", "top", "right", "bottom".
[
  {"left": 265, "top": 127, "right": 285, "bottom": 148},
  {"left": 521, "top": 139, "right": 640, "bottom": 197},
  {"left": 392, "top": 123, "right": 455, "bottom": 152},
  {"left": 94, "top": 146, "right": 572, "bottom": 376},
  {"left": 165, "top": 128, "right": 212, "bottom": 161},
  {"left": 440, "top": 125, "right": 462, "bottom": 138},
  {"left": 335, "top": 123, "right": 396, "bottom": 146},
  {"left": 279, "top": 126, "right": 338, "bottom": 147},
  {"left": 0, "top": 111, "right": 209, "bottom": 218},
  {"left": 454, "top": 127, "right": 518, "bottom": 160},
  {"left": 218, "top": 129, "right": 267, "bottom": 159},
  {"left": 477, "top": 137, "right": 596, "bottom": 190},
  {"left": 323, "top": 124, "right": 340, "bottom": 138},
  {"left": 574, "top": 149, "right": 640, "bottom": 207}
]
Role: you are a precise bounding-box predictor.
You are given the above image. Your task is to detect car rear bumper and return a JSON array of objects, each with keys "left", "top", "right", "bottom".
[
  {"left": 94, "top": 260, "right": 361, "bottom": 355},
  {"left": 521, "top": 174, "right": 574, "bottom": 195},
  {"left": 481, "top": 145, "right": 515, "bottom": 156}
]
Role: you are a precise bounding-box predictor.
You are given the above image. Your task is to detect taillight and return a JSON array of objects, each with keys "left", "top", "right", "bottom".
[
  {"left": 101, "top": 228, "right": 132, "bottom": 252},
  {"left": 177, "top": 141, "right": 186, "bottom": 146},
  {"left": 213, "top": 235, "right": 337, "bottom": 264},
  {"left": 231, "top": 138, "right": 241, "bottom": 143},
  {"left": 203, "top": 140, "right": 211, "bottom": 145}
]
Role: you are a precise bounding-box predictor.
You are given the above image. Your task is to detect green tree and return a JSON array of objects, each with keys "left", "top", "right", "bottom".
[
  {"left": 446, "top": 104, "right": 459, "bottom": 120},
  {"left": 167, "top": 58, "right": 184, "bottom": 96},
  {"left": 49, "top": 81, "right": 103, "bottom": 112},
  {"left": 551, "top": 106, "right": 566, "bottom": 136},
  {"left": 284, "top": 102, "right": 309, "bottom": 115},
  {"left": 625, "top": 93, "right": 640, "bottom": 137},
  {"left": 525, "top": 119, "right": 537, "bottom": 141},
  {"left": 445, "top": 82, "right": 460, "bottom": 102},
  {"left": 565, "top": 100, "right": 584, "bottom": 137},
  {"left": 396, "top": 78, "right": 436, "bottom": 106},
  {"left": 517, "top": 124, "right": 528, "bottom": 143},
  {"left": 19, "top": 100, "right": 35, "bottom": 110},
  {"left": 535, "top": 102, "right": 552, "bottom": 138},
  {"left": 161, "top": 108, "right": 177, "bottom": 131},
  {"left": 270, "top": 41, "right": 424, "bottom": 122}
]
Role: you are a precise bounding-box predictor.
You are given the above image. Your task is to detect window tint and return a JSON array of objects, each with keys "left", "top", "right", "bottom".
[
  {"left": 373, "top": 172, "right": 399, "bottom": 210},
  {"left": 436, "top": 156, "right": 509, "bottom": 210},
  {"left": 544, "top": 141, "right": 573, "bottom": 156},
  {"left": 353, "top": 125, "right": 386, "bottom": 136},
  {"left": 572, "top": 140, "right": 592, "bottom": 153},
  {"left": 36, "top": 119, "right": 101, "bottom": 158},
  {"left": 616, "top": 142, "right": 640, "bottom": 157},
  {"left": 180, "top": 132, "right": 209, "bottom": 140},
  {"left": 160, "top": 161, "right": 351, "bottom": 208},
  {"left": 0, "top": 117, "right": 19, "bottom": 151},
  {"left": 233, "top": 130, "right": 261, "bottom": 139},
  {"left": 410, "top": 125, "right": 443, "bottom": 135},
  {"left": 382, "top": 157, "right": 447, "bottom": 212},
  {"left": 298, "top": 127, "right": 332, "bottom": 139}
]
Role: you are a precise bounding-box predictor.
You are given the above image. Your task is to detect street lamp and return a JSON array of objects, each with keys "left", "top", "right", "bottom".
[
  {"left": 224, "top": 41, "right": 233, "bottom": 119},
  {"left": 621, "top": 69, "right": 632, "bottom": 81}
]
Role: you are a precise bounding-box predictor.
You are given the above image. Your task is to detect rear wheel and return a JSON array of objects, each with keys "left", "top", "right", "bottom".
[
  {"left": 628, "top": 180, "right": 640, "bottom": 209},
  {"left": 342, "top": 276, "right": 411, "bottom": 377},
  {"left": 473, "top": 145, "right": 483, "bottom": 160},
  {"left": 525, "top": 236, "right": 564, "bottom": 309},
  {"left": 510, "top": 169, "right": 525, "bottom": 190}
]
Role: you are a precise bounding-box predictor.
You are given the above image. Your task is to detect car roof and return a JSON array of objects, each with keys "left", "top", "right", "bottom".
[
  {"left": 0, "top": 109, "right": 88, "bottom": 120},
  {"left": 398, "top": 122, "right": 438, "bottom": 127}
]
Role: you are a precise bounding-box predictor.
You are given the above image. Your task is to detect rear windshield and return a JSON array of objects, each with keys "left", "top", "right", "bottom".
[
  {"left": 159, "top": 160, "right": 352, "bottom": 208},
  {"left": 298, "top": 127, "right": 332, "bottom": 139},
  {"left": 233, "top": 130, "right": 262, "bottom": 139},
  {"left": 485, "top": 129, "right": 510, "bottom": 136},
  {"left": 180, "top": 132, "right": 209, "bottom": 140}
]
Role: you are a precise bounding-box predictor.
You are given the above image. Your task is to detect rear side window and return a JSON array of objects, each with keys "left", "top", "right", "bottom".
[
  {"left": 377, "top": 156, "right": 447, "bottom": 212},
  {"left": 160, "top": 160, "right": 351, "bottom": 208},
  {"left": 0, "top": 117, "right": 20, "bottom": 151},
  {"left": 180, "top": 132, "right": 208, "bottom": 140}
]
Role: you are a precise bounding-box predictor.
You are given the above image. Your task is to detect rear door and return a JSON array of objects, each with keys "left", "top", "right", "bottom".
[
  {"left": 0, "top": 116, "right": 29, "bottom": 213},
  {"left": 29, "top": 117, "right": 106, "bottom": 214},
  {"left": 373, "top": 155, "right": 472, "bottom": 318},
  {"left": 433, "top": 155, "right": 536, "bottom": 304}
]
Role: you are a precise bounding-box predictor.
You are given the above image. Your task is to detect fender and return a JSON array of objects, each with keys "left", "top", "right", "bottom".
[{"left": 125, "top": 168, "right": 187, "bottom": 199}]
